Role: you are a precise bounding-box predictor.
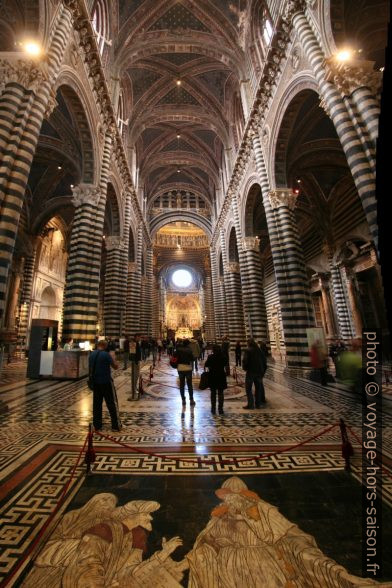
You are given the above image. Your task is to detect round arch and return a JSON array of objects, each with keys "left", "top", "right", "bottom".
[
  {"left": 54, "top": 69, "right": 98, "bottom": 184},
  {"left": 150, "top": 211, "right": 212, "bottom": 238},
  {"left": 268, "top": 75, "right": 320, "bottom": 188}
]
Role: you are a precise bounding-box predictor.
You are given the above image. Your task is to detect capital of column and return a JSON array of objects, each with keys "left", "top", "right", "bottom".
[
  {"left": 242, "top": 236, "right": 260, "bottom": 252},
  {"left": 268, "top": 189, "right": 298, "bottom": 210},
  {"left": 282, "top": 0, "right": 306, "bottom": 22},
  {"left": 0, "top": 54, "right": 49, "bottom": 94},
  {"left": 226, "top": 261, "right": 240, "bottom": 274},
  {"left": 128, "top": 261, "right": 138, "bottom": 273},
  {"left": 72, "top": 184, "right": 101, "bottom": 207},
  {"left": 105, "top": 236, "right": 127, "bottom": 251},
  {"left": 324, "top": 58, "right": 382, "bottom": 97}
]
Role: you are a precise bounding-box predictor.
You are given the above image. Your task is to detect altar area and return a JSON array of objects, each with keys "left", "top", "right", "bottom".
[{"left": 175, "top": 326, "right": 193, "bottom": 339}]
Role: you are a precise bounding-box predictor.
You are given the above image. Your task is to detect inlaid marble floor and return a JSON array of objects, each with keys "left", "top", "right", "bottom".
[{"left": 0, "top": 353, "right": 391, "bottom": 586}]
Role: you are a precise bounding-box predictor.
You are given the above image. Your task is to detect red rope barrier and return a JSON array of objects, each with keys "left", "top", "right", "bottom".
[
  {"left": 93, "top": 423, "right": 339, "bottom": 466},
  {"left": 0, "top": 433, "right": 90, "bottom": 588}
]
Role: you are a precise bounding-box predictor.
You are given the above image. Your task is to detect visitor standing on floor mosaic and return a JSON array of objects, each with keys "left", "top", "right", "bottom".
[
  {"left": 89, "top": 340, "right": 121, "bottom": 432},
  {"left": 175, "top": 339, "right": 196, "bottom": 407},
  {"left": 204, "top": 344, "right": 227, "bottom": 415},
  {"left": 242, "top": 338, "right": 267, "bottom": 409}
]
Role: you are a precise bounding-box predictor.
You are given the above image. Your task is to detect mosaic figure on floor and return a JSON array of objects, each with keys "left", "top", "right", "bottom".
[
  {"left": 187, "top": 477, "right": 378, "bottom": 588},
  {"left": 24, "top": 496, "right": 187, "bottom": 587}
]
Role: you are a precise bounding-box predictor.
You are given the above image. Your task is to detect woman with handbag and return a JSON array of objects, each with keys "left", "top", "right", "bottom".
[{"left": 204, "top": 344, "right": 227, "bottom": 415}]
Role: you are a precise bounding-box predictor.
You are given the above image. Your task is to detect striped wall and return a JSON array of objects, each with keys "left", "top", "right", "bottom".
[
  {"left": 103, "top": 237, "right": 126, "bottom": 337},
  {"left": 203, "top": 275, "right": 215, "bottom": 341}
]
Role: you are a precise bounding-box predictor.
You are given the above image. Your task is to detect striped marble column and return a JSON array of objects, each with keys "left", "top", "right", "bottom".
[
  {"left": 210, "top": 248, "right": 227, "bottom": 341},
  {"left": 268, "top": 189, "right": 315, "bottom": 368},
  {"left": 103, "top": 237, "right": 127, "bottom": 337},
  {"left": 220, "top": 230, "right": 245, "bottom": 344},
  {"left": 125, "top": 262, "right": 141, "bottom": 335},
  {"left": 17, "top": 248, "right": 37, "bottom": 346},
  {"left": 241, "top": 237, "right": 268, "bottom": 342},
  {"left": 0, "top": 5, "right": 72, "bottom": 325},
  {"left": 143, "top": 248, "right": 153, "bottom": 337},
  {"left": 252, "top": 132, "right": 317, "bottom": 368},
  {"left": 292, "top": 9, "right": 378, "bottom": 246},
  {"left": 63, "top": 129, "right": 114, "bottom": 341},
  {"left": 328, "top": 260, "right": 355, "bottom": 341},
  {"left": 152, "top": 273, "right": 160, "bottom": 338},
  {"left": 203, "top": 275, "right": 215, "bottom": 341}
]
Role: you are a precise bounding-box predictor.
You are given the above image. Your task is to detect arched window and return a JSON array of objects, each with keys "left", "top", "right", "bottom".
[
  {"left": 92, "top": 0, "right": 110, "bottom": 55},
  {"left": 117, "top": 90, "right": 126, "bottom": 135},
  {"left": 262, "top": 10, "right": 273, "bottom": 46}
]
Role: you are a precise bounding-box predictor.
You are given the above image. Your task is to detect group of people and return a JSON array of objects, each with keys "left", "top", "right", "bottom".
[
  {"left": 310, "top": 337, "right": 363, "bottom": 393},
  {"left": 172, "top": 337, "right": 269, "bottom": 415}
]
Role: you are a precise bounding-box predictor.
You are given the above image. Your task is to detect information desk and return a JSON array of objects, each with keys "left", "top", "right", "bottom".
[{"left": 52, "top": 350, "right": 90, "bottom": 379}]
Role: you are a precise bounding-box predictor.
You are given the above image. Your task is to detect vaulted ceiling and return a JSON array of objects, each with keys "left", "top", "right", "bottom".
[{"left": 114, "top": 0, "right": 250, "bottom": 211}]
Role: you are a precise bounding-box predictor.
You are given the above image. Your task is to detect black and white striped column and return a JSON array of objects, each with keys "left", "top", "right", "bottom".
[
  {"left": 0, "top": 5, "right": 72, "bottom": 325},
  {"left": 103, "top": 237, "right": 127, "bottom": 337},
  {"left": 328, "top": 260, "right": 355, "bottom": 341},
  {"left": 17, "top": 248, "right": 37, "bottom": 346},
  {"left": 210, "top": 247, "right": 227, "bottom": 341},
  {"left": 152, "top": 273, "right": 160, "bottom": 338},
  {"left": 241, "top": 237, "right": 268, "bottom": 342},
  {"left": 125, "top": 262, "right": 141, "bottom": 335},
  {"left": 143, "top": 247, "right": 153, "bottom": 337},
  {"left": 253, "top": 130, "right": 315, "bottom": 368},
  {"left": 203, "top": 274, "right": 215, "bottom": 341},
  {"left": 220, "top": 230, "right": 245, "bottom": 344},
  {"left": 268, "top": 189, "right": 315, "bottom": 368},
  {"left": 292, "top": 9, "right": 378, "bottom": 246}
]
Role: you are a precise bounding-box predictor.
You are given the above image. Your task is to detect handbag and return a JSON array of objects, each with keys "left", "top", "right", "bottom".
[
  {"left": 198, "top": 370, "right": 209, "bottom": 390},
  {"left": 169, "top": 354, "right": 178, "bottom": 369},
  {"left": 88, "top": 351, "right": 101, "bottom": 390}
]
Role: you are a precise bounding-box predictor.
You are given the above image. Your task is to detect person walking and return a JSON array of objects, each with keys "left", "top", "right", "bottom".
[
  {"left": 123, "top": 335, "right": 130, "bottom": 370},
  {"left": 175, "top": 339, "right": 195, "bottom": 407},
  {"left": 242, "top": 338, "right": 267, "bottom": 409},
  {"left": 205, "top": 344, "right": 227, "bottom": 415},
  {"left": 127, "top": 334, "right": 141, "bottom": 400},
  {"left": 235, "top": 341, "right": 242, "bottom": 367},
  {"left": 189, "top": 338, "right": 200, "bottom": 372},
  {"left": 310, "top": 340, "right": 328, "bottom": 386},
  {"left": 89, "top": 340, "right": 121, "bottom": 431},
  {"left": 167, "top": 338, "right": 174, "bottom": 357}
]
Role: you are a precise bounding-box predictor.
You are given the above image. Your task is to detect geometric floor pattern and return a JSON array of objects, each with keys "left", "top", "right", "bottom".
[{"left": 1, "top": 353, "right": 391, "bottom": 586}]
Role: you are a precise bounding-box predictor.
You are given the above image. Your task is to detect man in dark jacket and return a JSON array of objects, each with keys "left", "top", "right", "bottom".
[{"left": 242, "top": 338, "right": 267, "bottom": 409}]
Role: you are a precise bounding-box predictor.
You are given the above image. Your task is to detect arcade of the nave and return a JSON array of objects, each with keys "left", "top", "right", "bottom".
[{"left": 0, "top": 0, "right": 391, "bottom": 586}]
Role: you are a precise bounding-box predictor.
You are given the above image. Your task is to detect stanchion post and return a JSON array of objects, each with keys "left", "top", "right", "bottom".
[{"left": 339, "top": 418, "right": 354, "bottom": 471}]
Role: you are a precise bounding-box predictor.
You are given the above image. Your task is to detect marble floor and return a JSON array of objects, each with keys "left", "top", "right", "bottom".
[{"left": 0, "top": 353, "right": 391, "bottom": 586}]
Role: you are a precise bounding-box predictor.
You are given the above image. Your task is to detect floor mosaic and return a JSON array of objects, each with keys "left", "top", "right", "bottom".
[{"left": 0, "top": 353, "right": 391, "bottom": 586}]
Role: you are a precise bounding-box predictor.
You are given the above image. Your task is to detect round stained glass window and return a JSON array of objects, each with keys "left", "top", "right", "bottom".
[{"left": 172, "top": 269, "right": 192, "bottom": 288}]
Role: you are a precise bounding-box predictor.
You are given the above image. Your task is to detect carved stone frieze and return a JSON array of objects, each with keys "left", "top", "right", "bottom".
[
  {"left": 269, "top": 189, "right": 298, "bottom": 210},
  {"left": 71, "top": 184, "right": 101, "bottom": 207},
  {"left": 0, "top": 56, "right": 48, "bottom": 94},
  {"left": 282, "top": 0, "right": 307, "bottom": 24}
]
